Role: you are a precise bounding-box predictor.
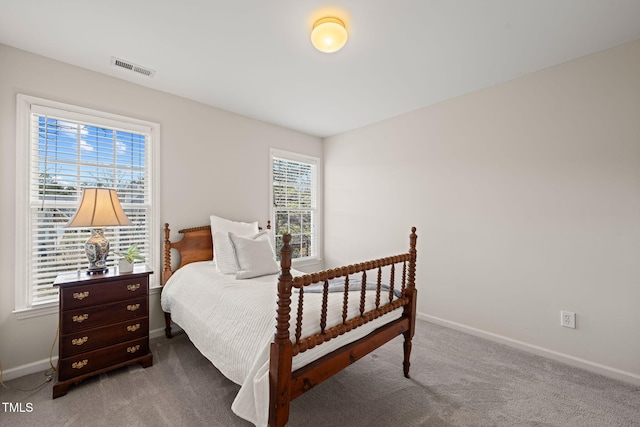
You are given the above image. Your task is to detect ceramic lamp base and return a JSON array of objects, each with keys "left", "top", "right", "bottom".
[{"left": 85, "top": 228, "right": 110, "bottom": 273}]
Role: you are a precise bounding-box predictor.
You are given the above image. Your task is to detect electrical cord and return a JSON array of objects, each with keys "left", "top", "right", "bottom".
[
  {"left": 49, "top": 326, "right": 59, "bottom": 373},
  {"left": 0, "top": 326, "right": 58, "bottom": 392}
]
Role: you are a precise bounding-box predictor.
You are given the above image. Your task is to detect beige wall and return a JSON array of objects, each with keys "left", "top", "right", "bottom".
[
  {"left": 3, "top": 39, "right": 639, "bottom": 385},
  {"left": 0, "top": 44, "right": 322, "bottom": 377},
  {"left": 324, "top": 40, "right": 640, "bottom": 384}
]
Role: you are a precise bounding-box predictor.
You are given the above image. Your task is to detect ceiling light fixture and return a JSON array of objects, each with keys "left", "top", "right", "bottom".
[{"left": 311, "top": 17, "right": 348, "bottom": 53}]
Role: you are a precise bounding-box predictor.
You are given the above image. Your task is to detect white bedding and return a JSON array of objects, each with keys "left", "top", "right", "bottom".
[{"left": 160, "top": 261, "right": 402, "bottom": 426}]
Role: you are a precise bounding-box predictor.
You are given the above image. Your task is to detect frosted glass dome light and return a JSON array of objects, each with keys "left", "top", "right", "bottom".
[{"left": 311, "top": 17, "right": 348, "bottom": 53}]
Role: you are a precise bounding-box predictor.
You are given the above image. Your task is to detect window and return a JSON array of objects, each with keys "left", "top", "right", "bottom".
[
  {"left": 270, "top": 149, "right": 319, "bottom": 261},
  {"left": 15, "top": 94, "right": 160, "bottom": 315}
]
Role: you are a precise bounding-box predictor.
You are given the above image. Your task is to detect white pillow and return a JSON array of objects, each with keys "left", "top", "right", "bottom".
[
  {"left": 264, "top": 228, "right": 276, "bottom": 256},
  {"left": 210, "top": 215, "right": 259, "bottom": 273},
  {"left": 213, "top": 231, "right": 239, "bottom": 274},
  {"left": 228, "top": 231, "right": 279, "bottom": 279}
]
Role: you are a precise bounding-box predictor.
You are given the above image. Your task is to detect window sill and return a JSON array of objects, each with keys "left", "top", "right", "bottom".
[{"left": 13, "top": 302, "right": 58, "bottom": 320}]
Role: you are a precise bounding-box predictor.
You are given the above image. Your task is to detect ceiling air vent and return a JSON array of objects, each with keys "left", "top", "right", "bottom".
[{"left": 111, "top": 56, "right": 155, "bottom": 77}]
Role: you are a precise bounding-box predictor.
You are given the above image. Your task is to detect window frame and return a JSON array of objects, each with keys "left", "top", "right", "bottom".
[
  {"left": 269, "top": 148, "right": 321, "bottom": 266},
  {"left": 14, "top": 94, "right": 161, "bottom": 318}
]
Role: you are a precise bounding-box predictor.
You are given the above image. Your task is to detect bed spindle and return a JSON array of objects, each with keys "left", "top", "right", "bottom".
[
  {"left": 342, "top": 274, "right": 349, "bottom": 325},
  {"left": 295, "top": 287, "right": 304, "bottom": 345},
  {"left": 375, "top": 266, "right": 382, "bottom": 309},
  {"left": 389, "top": 264, "right": 396, "bottom": 302},
  {"left": 320, "top": 280, "right": 329, "bottom": 334},
  {"left": 401, "top": 260, "right": 407, "bottom": 294},
  {"left": 359, "top": 269, "right": 367, "bottom": 317}
]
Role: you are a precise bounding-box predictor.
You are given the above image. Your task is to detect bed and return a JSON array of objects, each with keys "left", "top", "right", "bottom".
[{"left": 161, "top": 221, "right": 418, "bottom": 427}]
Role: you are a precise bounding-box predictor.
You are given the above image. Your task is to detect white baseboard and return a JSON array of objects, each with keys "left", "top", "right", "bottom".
[
  {"left": 2, "top": 327, "right": 170, "bottom": 382},
  {"left": 6, "top": 319, "right": 638, "bottom": 387},
  {"left": 2, "top": 358, "right": 58, "bottom": 382},
  {"left": 418, "top": 313, "right": 640, "bottom": 387}
]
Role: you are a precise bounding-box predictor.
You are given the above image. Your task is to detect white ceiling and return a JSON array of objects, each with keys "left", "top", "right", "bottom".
[{"left": 1, "top": 1, "right": 640, "bottom": 138}]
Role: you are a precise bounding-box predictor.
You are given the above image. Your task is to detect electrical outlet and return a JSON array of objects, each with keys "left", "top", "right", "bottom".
[{"left": 561, "top": 311, "right": 576, "bottom": 329}]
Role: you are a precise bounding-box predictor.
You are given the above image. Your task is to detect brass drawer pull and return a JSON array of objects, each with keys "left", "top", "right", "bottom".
[
  {"left": 72, "top": 359, "right": 88, "bottom": 369},
  {"left": 127, "top": 324, "right": 141, "bottom": 332},
  {"left": 127, "top": 284, "right": 140, "bottom": 292},
  {"left": 127, "top": 345, "right": 141, "bottom": 354},
  {"left": 72, "top": 314, "right": 89, "bottom": 323},
  {"left": 127, "top": 304, "right": 140, "bottom": 312},
  {"left": 72, "top": 336, "right": 89, "bottom": 346},
  {"left": 73, "top": 291, "right": 89, "bottom": 300}
]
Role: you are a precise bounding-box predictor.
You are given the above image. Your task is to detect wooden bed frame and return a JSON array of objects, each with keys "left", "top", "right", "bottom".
[{"left": 162, "top": 223, "right": 418, "bottom": 427}]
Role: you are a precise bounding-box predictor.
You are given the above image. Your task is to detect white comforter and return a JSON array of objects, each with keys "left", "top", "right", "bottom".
[{"left": 160, "top": 261, "right": 402, "bottom": 426}]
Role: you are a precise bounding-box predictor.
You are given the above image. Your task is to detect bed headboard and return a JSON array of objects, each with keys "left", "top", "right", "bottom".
[
  {"left": 162, "top": 224, "right": 211, "bottom": 284},
  {"left": 162, "top": 221, "right": 270, "bottom": 285}
]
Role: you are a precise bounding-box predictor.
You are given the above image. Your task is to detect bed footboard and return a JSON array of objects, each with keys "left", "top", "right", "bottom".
[{"left": 269, "top": 228, "right": 418, "bottom": 427}]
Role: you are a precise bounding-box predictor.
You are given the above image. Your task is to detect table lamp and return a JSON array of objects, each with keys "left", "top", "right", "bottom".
[{"left": 66, "top": 187, "right": 133, "bottom": 273}]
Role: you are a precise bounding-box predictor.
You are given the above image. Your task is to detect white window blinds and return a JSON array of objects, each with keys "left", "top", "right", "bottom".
[
  {"left": 16, "top": 96, "right": 159, "bottom": 310},
  {"left": 272, "top": 153, "right": 318, "bottom": 260}
]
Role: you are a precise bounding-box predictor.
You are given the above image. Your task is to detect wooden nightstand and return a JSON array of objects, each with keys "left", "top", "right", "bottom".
[{"left": 52, "top": 265, "right": 153, "bottom": 398}]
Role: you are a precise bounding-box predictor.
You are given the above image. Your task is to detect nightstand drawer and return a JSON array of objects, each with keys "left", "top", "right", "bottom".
[
  {"left": 61, "top": 297, "right": 147, "bottom": 334},
  {"left": 57, "top": 337, "right": 149, "bottom": 381},
  {"left": 61, "top": 276, "right": 148, "bottom": 310},
  {"left": 60, "top": 317, "right": 149, "bottom": 356}
]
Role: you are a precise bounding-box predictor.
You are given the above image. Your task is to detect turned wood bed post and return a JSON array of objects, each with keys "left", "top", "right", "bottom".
[
  {"left": 163, "top": 223, "right": 172, "bottom": 283},
  {"left": 163, "top": 223, "right": 174, "bottom": 338},
  {"left": 269, "top": 234, "right": 294, "bottom": 427},
  {"left": 403, "top": 227, "right": 418, "bottom": 378}
]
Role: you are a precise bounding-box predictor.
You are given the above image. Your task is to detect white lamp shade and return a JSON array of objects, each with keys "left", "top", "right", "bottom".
[
  {"left": 66, "top": 187, "right": 133, "bottom": 228},
  {"left": 311, "top": 17, "right": 348, "bottom": 53}
]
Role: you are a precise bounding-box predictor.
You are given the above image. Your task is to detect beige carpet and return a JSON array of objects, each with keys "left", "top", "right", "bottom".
[{"left": 1, "top": 320, "right": 639, "bottom": 426}]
